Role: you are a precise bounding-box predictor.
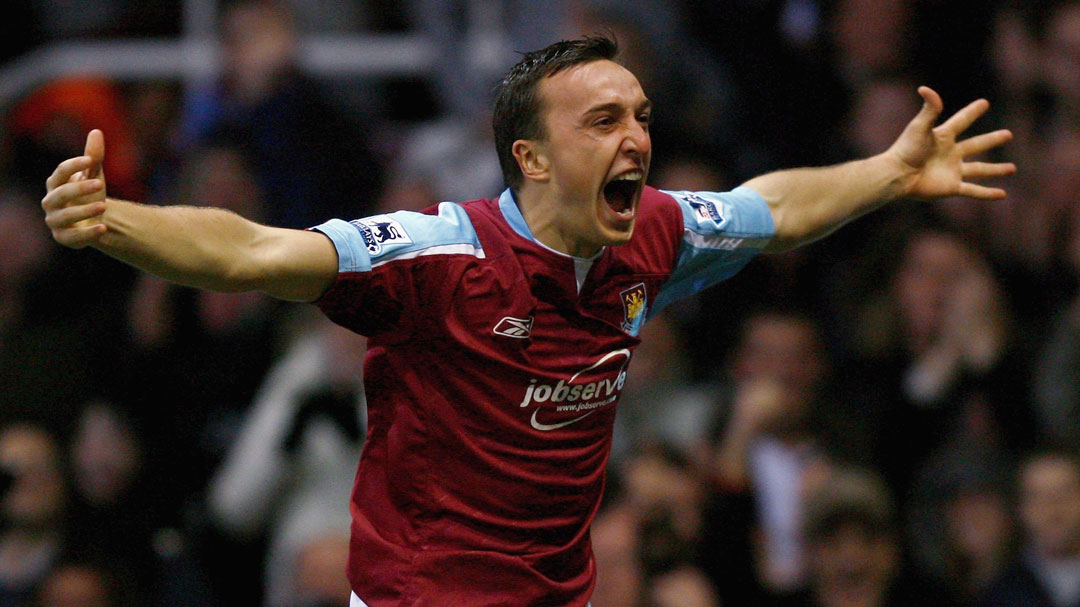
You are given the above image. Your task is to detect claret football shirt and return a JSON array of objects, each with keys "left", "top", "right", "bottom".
[{"left": 311, "top": 185, "right": 773, "bottom": 607}]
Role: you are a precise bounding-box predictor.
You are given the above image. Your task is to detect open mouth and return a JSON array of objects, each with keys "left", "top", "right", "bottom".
[{"left": 602, "top": 171, "right": 643, "bottom": 216}]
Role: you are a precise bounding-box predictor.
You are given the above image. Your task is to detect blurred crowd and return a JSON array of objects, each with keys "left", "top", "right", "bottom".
[{"left": 1, "top": 0, "right": 1080, "bottom": 606}]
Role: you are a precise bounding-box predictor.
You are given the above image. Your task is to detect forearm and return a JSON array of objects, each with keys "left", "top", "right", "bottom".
[
  {"left": 94, "top": 198, "right": 270, "bottom": 292},
  {"left": 97, "top": 195, "right": 340, "bottom": 305},
  {"left": 744, "top": 151, "right": 914, "bottom": 252}
]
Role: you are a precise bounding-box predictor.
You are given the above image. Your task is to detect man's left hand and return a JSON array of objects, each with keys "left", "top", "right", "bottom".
[{"left": 889, "top": 86, "right": 1016, "bottom": 201}]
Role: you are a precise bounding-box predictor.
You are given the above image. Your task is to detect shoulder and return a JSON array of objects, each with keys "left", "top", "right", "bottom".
[
  {"left": 312, "top": 201, "right": 487, "bottom": 273},
  {"left": 658, "top": 186, "right": 775, "bottom": 238}
]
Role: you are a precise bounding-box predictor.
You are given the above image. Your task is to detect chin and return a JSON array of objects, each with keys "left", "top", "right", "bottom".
[{"left": 600, "top": 224, "right": 635, "bottom": 247}]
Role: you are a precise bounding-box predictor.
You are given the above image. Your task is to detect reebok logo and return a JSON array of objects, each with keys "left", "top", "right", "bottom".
[{"left": 493, "top": 316, "right": 533, "bottom": 338}]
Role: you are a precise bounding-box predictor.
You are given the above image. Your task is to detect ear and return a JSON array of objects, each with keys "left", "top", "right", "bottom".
[{"left": 512, "top": 139, "right": 550, "bottom": 184}]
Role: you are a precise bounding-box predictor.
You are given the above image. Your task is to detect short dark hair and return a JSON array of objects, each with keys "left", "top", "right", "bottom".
[
  {"left": 803, "top": 467, "right": 896, "bottom": 543},
  {"left": 492, "top": 35, "right": 620, "bottom": 192},
  {"left": 1020, "top": 444, "right": 1080, "bottom": 479}
]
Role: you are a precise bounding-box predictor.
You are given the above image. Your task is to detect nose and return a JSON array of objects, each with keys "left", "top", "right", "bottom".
[{"left": 622, "top": 119, "right": 650, "bottom": 159}]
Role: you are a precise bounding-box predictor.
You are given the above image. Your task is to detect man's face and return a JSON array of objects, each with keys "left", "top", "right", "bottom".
[
  {"left": 1020, "top": 456, "right": 1080, "bottom": 558},
  {"left": 810, "top": 523, "right": 898, "bottom": 607},
  {"left": 0, "top": 426, "right": 66, "bottom": 530},
  {"left": 531, "top": 60, "right": 652, "bottom": 256},
  {"left": 733, "top": 314, "right": 827, "bottom": 413}
]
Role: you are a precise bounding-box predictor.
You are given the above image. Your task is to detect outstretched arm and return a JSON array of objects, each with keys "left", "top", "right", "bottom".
[
  {"left": 745, "top": 87, "right": 1016, "bottom": 252},
  {"left": 42, "top": 130, "right": 337, "bottom": 302}
]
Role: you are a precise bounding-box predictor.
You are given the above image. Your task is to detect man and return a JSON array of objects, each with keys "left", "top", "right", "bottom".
[
  {"left": 42, "top": 36, "right": 1013, "bottom": 607},
  {"left": 707, "top": 310, "right": 835, "bottom": 598},
  {"left": 982, "top": 448, "right": 1080, "bottom": 607},
  {"left": 0, "top": 423, "right": 68, "bottom": 606},
  {"left": 780, "top": 466, "right": 957, "bottom": 607}
]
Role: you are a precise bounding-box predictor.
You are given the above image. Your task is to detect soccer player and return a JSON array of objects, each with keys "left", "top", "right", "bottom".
[{"left": 41, "top": 36, "right": 1014, "bottom": 607}]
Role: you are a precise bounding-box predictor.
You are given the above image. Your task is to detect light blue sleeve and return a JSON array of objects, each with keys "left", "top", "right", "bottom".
[
  {"left": 652, "top": 187, "right": 775, "bottom": 315},
  {"left": 310, "top": 202, "right": 485, "bottom": 273}
]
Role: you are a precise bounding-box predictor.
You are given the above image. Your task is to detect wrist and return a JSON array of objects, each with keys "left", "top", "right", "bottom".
[{"left": 875, "top": 150, "right": 921, "bottom": 202}]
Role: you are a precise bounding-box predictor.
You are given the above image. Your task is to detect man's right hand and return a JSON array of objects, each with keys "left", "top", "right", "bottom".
[{"left": 42, "top": 129, "right": 109, "bottom": 248}]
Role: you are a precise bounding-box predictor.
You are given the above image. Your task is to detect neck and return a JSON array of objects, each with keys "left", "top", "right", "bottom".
[{"left": 514, "top": 185, "right": 599, "bottom": 258}]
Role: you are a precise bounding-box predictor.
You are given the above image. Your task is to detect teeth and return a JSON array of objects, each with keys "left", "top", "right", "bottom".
[{"left": 613, "top": 171, "right": 643, "bottom": 182}]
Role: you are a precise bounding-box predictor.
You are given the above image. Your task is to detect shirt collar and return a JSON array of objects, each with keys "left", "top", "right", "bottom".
[
  {"left": 498, "top": 188, "right": 535, "bottom": 243},
  {"left": 497, "top": 188, "right": 604, "bottom": 262}
]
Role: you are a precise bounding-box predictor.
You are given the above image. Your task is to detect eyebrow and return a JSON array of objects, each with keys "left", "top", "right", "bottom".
[{"left": 586, "top": 98, "right": 652, "bottom": 113}]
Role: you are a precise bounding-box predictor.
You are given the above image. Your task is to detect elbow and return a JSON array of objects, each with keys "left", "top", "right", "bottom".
[{"left": 764, "top": 206, "right": 816, "bottom": 252}]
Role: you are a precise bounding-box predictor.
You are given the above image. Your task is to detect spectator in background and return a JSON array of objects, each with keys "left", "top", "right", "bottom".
[
  {"left": 609, "top": 311, "right": 720, "bottom": 467},
  {"left": 9, "top": 78, "right": 143, "bottom": 201},
  {"left": 814, "top": 76, "right": 931, "bottom": 357},
  {"left": 33, "top": 561, "right": 134, "bottom": 607},
  {"left": 591, "top": 446, "right": 720, "bottom": 607},
  {"left": 987, "top": 4, "right": 1041, "bottom": 166},
  {"left": 64, "top": 401, "right": 215, "bottom": 607},
  {"left": 112, "top": 140, "right": 285, "bottom": 605},
  {"left": 780, "top": 466, "right": 957, "bottom": 607},
  {"left": 982, "top": 447, "right": 1080, "bottom": 607},
  {"left": 288, "top": 531, "right": 353, "bottom": 607},
  {"left": 208, "top": 310, "right": 365, "bottom": 607},
  {"left": 827, "top": 0, "right": 914, "bottom": 87},
  {"left": 939, "top": 479, "right": 1017, "bottom": 603},
  {"left": 567, "top": 5, "right": 738, "bottom": 165},
  {"left": 2, "top": 79, "right": 144, "bottom": 430},
  {"left": 843, "top": 77, "right": 923, "bottom": 164},
  {"left": 378, "top": 115, "right": 503, "bottom": 211},
  {"left": 853, "top": 226, "right": 1036, "bottom": 500},
  {"left": 589, "top": 474, "right": 643, "bottom": 607},
  {"left": 957, "top": 119, "right": 1080, "bottom": 346},
  {"left": 1033, "top": 207, "right": 1080, "bottom": 446},
  {"left": 0, "top": 424, "right": 68, "bottom": 607},
  {"left": 952, "top": 2, "right": 1080, "bottom": 347},
  {"left": 180, "top": 0, "right": 383, "bottom": 229},
  {"left": 118, "top": 141, "right": 283, "bottom": 513},
  {"left": 124, "top": 80, "right": 184, "bottom": 201},
  {"left": 702, "top": 309, "right": 854, "bottom": 602},
  {"left": 0, "top": 190, "right": 121, "bottom": 430},
  {"left": 901, "top": 438, "right": 1017, "bottom": 602},
  {"left": 0, "top": 190, "right": 50, "bottom": 336},
  {"left": 678, "top": 0, "right": 846, "bottom": 172},
  {"left": 644, "top": 566, "right": 722, "bottom": 607},
  {"left": 65, "top": 403, "right": 153, "bottom": 589},
  {"left": 1042, "top": 1, "right": 1080, "bottom": 127}
]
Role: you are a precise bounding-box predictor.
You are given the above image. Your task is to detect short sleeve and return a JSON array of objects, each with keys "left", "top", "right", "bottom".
[
  {"left": 651, "top": 187, "right": 774, "bottom": 315},
  {"left": 309, "top": 202, "right": 484, "bottom": 338}
]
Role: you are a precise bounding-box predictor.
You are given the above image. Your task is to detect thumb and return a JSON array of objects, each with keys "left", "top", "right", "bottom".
[
  {"left": 83, "top": 129, "right": 106, "bottom": 178},
  {"left": 890, "top": 86, "right": 944, "bottom": 168},
  {"left": 910, "top": 86, "right": 944, "bottom": 131}
]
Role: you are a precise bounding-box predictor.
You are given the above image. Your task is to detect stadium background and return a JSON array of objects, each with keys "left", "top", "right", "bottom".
[{"left": 1, "top": 1, "right": 1079, "bottom": 606}]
